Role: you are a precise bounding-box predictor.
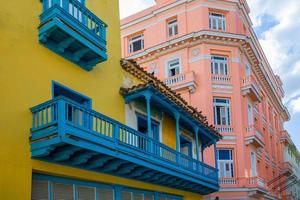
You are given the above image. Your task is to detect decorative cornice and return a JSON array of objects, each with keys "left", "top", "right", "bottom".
[
  {"left": 120, "top": 59, "right": 222, "bottom": 139},
  {"left": 125, "top": 30, "right": 290, "bottom": 121}
]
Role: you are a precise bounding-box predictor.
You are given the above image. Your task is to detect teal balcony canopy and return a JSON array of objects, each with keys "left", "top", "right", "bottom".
[
  {"left": 120, "top": 84, "right": 220, "bottom": 149},
  {"left": 39, "top": 0, "right": 107, "bottom": 70},
  {"left": 30, "top": 96, "right": 219, "bottom": 194}
]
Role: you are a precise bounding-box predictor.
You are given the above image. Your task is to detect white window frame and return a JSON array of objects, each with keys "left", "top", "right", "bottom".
[
  {"left": 209, "top": 12, "right": 226, "bottom": 31},
  {"left": 211, "top": 56, "right": 228, "bottom": 75},
  {"left": 250, "top": 151, "right": 257, "bottom": 177},
  {"left": 245, "top": 63, "right": 251, "bottom": 77},
  {"left": 165, "top": 57, "right": 181, "bottom": 78},
  {"left": 248, "top": 101, "right": 254, "bottom": 126},
  {"left": 129, "top": 34, "right": 144, "bottom": 53},
  {"left": 213, "top": 98, "right": 231, "bottom": 126},
  {"left": 217, "top": 149, "right": 234, "bottom": 178},
  {"left": 167, "top": 19, "right": 178, "bottom": 37}
]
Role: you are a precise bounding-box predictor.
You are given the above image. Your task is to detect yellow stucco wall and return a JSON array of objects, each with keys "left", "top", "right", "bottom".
[
  {"left": 0, "top": 0, "right": 203, "bottom": 199},
  {"left": 162, "top": 113, "right": 177, "bottom": 149}
]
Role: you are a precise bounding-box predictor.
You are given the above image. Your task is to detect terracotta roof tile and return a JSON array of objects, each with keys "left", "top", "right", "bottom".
[{"left": 120, "top": 59, "right": 222, "bottom": 139}]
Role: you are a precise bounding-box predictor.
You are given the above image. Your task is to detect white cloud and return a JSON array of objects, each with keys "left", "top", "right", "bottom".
[
  {"left": 119, "top": 0, "right": 300, "bottom": 147},
  {"left": 290, "top": 97, "right": 300, "bottom": 114},
  {"left": 292, "top": 61, "right": 300, "bottom": 75},
  {"left": 248, "top": 0, "right": 300, "bottom": 102},
  {"left": 119, "top": 0, "right": 155, "bottom": 19}
]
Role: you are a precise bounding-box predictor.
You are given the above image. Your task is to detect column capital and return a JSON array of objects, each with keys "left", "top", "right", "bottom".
[
  {"left": 143, "top": 91, "right": 152, "bottom": 100},
  {"left": 194, "top": 126, "right": 199, "bottom": 134},
  {"left": 174, "top": 111, "right": 180, "bottom": 120}
]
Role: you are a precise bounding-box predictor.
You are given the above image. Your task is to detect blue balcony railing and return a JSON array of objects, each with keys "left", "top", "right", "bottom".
[
  {"left": 39, "top": 0, "right": 107, "bottom": 70},
  {"left": 30, "top": 96, "right": 219, "bottom": 194}
]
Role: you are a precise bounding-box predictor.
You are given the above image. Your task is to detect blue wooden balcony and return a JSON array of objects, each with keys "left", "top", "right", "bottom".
[
  {"left": 30, "top": 97, "right": 219, "bottom": 194},
  {"left": 39, "top": 0, "right": 107, "bottom": 70}
]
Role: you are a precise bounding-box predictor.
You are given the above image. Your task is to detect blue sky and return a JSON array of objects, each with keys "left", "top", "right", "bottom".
[{"left": 119, "top": 0, "right": 300, "bottom": 149}]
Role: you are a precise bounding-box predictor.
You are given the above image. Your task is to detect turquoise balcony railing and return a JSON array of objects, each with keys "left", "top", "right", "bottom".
[
  {"left": 39, "top": 0, "right": 107, "bottom": 70},
  {"left": 30, "top": 97, "right": 219, "bottom": 194}
]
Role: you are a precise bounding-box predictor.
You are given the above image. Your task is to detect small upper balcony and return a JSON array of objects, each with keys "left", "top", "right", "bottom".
[
  {"left": 282, "top": 162, "right": 293, "bottom": 175},
  {"left": 281, "top": 130, "right": 292, "bottom": 145},
  {"left": 211, "top": 74, "right": 232, "bottom": 85},
  {"left": 164, "top": 71, "right": 197, "bottom": 93},
  {"left": 30, "top": 96, "right": 219, "bottom": 194},
  {"left": 219, "top": 177, "right": 238, "bottom": 188},
  {"left": 245, "top": 125, "right": 264, "bottom": 148},
  {"left": 241, "top": 75, "right": 262, "bottom": 102},
  {"left": 247, "top": 177, "right": 267, "bottom": 192},
  {"left": 39, "top": 0, "right": 107, "bottom": 71},
  {"left": 215, "top": 125, "right": 234, "bottom": 133}
]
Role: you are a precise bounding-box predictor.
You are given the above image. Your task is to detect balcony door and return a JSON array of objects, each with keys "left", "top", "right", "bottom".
[
  {"left": 217, "top": 149, "right": 234, "bottom": 178},
  {"left": 166, "top": 58, "right": 181, "bottom": 77},
  {"left": 180, "top": 135, "right": 192, "bottom": 157},
  {"left": 137, "top": 114, "right": 160, "bottom": 139},
  {"left": 52, "top": 81, "right": 91, "bottom": 127}
]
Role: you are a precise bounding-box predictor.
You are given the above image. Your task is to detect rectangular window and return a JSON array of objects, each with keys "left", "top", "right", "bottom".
[
  {"left": 248, "top": 102, "right": 254, "bottom": 126},
  {"left": 32, "top": 175, "right": 181, "bottom": 200},
  {"left": 213, "top": 98, "right": 231, "bottom": 126},
  {"left": 167, "top": 58, "right": 180, "bottom": 77},
  {"left": 77, "top": 186, "right": 96, "bottom": 200},
  {"left": 129, "top": 34, "right": 144, "bottom": 53},
  {"left": 209, "top": 13, "right": 226, "bottom": 31},
  {"left": 217, "top": 149, "right": 234, "bottom": 178},
  {"left": 167, "top": 19, "right": 178, "bottom": 37},
  {"left": 250, "top": 152, "right": 257, "bottom": 176},
  {"left": 245, "top": 63, "right": 251, "bottom": 77},
  {"left": 137, "top": 114, "right": 160, "bottom": 141},
  {"left": 211, "top": 56, "right": 228, "bottom": 75},
  {"left": 180, "top": 135, "right": 193, "bottom": 157},
  {"left": 52, "top": 182, "right": 74, "bottom": 200}
]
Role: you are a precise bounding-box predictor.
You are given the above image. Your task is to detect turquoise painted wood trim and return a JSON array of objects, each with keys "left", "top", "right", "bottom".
[
  {"left": 122, "top": 85, "right": 220, "bottom": 149},
  {"left": 30, "top": 96, "right": 220, "bottom": 192},
  {"left": 175, "top": 113, "right": 180, "bottom": 153},
  {"left": 52, "top": 81, "right": 92, "bottom": 108},
  {"left": 195, "top": 127, "right": 200, "bottom": 161},
  {"left": 30, "top": 96, "right": 218, "bottom": 174},
  {"left": 38, "top": 0, "right": 108, "bottom": 70},
  {"left": 214, "top": 142, "right": 218, "bottom": 170}
]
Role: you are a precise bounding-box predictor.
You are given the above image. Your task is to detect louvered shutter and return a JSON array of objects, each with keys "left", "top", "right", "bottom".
[
  {"left": 77, "top": 186, "right": 96, "bottom": 200},
  {"left": 52, "top": 182, "right": 74, "bottom": 200},
  {"left": 121, "top": 192, "right": 132, "bottom": 200},
  {"left": 134, "top": 193, "right": 143, "bottom": 200},
  {"left": 99, "top": 188, "right": 114, "bottom": 200},
  {"left": 144, "top": 195, "right": 154, "bottom": 200},
  {"left": 32, "top": 179, "right": 49, "bottom": 200}
]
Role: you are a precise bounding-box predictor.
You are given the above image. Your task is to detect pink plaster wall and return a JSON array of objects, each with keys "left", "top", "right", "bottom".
[{"left": 121, "top": 0, "right": 288, "bottom": 199}]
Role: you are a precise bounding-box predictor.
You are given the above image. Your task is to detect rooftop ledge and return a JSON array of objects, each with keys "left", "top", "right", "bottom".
[
  {"left": 30, "top": 96, "right": 219, "bottom": 194},
  {"left": 39, "top": 0, "right": 107, "bottom": 71}
]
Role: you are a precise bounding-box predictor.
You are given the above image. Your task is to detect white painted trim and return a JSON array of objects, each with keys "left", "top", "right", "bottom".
[
  {"left": 121, "top": 0, "right": 237, "bottom": 30},
  {"left": 212, "top": 84, "right": 233, "bottom": 89},
  {"left": 125, "top": 30, "right": 247, "bottom": 60},
  {"left": 189, "top": 54, "right": 211, "bottom": 63},
  {"left": 164, "top": 55, "right": 182, "bottom": 78},
  {"left": 212, "top": 90, "right": 233, "bottom": 94},
  {"left": 231, "top": 57, "right": 240, "bottom": 63}
]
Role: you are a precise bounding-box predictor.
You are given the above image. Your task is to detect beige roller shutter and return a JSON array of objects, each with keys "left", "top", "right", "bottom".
[
  {"left": 52, "top": 182, "right": 74, "bottom": 200},
  {"left": 77, "top": 186, "right": 96, "bottom": 200},
  {"left": 32, "top": 179, "right": 49, "bottom": 200},
  {"left": 144, "top": 195, "right": 154, "bottom": 200},
  {"left": 121, "top": 191, "right": 132, "bottom": 200},
  {"left": 133, "top": 193, "right": 143, "bottom": 200},
  {"left": 99, "top": 188, "right": 114, "bottom": 200}
]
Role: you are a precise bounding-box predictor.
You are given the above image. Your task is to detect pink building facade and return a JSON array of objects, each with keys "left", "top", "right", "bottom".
[{"left": 121, "top": 0, "right": 293, "bottom": 199}]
